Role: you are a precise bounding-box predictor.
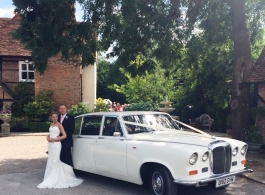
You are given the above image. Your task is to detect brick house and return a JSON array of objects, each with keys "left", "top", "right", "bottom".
[
  {"left": 0, "top": 15, "right": 96, "bottom": 111},
  {"left": 246, "top": 46, "right": 265, "bottom": 139}
]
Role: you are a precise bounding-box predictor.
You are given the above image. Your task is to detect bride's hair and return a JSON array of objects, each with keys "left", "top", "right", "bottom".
[{"left": 50, "top": 111, "right": 59, "bottom": 117}]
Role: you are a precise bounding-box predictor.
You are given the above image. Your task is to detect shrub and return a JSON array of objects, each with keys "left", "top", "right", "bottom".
[
  {"left": 241, "top": 125, "right": 264, "bottom": 144},
  {"left": 93, "top": 98, "right": 111, "bottom": 112},
  {"left": 124, "top": 102, "right": 158, "bottom": 111},
  {"left": 11, "top": 82, "right": 33, "bottom": 117},
  {"left": 10, "top": 116, "right": 29, "bottom": 130},
  {"left": 28, "top": 121, "right": 50, "bottom": 132},
  {"left": 24, "top": 90, "right": 55, "bottom": 121},
  {"left": 68, "top": 102, "right": 91, "bottom": 117}
]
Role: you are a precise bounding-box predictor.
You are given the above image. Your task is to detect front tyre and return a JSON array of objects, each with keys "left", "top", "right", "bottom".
[{"left": 148, "top": 165, "right": 177, "bottom": 195}]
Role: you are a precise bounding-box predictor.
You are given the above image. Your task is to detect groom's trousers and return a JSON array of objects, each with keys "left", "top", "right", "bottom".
[{"left": 60, "top": 146, "right": 73, "bottom": 167}]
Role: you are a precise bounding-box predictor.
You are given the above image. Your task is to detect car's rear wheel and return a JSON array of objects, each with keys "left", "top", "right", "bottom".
[{"left": 148, "top": 165, "right": 177, "bottom": 195}]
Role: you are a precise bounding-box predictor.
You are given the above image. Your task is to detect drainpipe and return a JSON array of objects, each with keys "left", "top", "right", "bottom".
[{"left": 80, "top": 66, "right": 83, "bottom": 102}]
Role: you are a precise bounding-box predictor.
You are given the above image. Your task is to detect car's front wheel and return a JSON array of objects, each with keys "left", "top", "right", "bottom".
[{"left": 148, "top": 165, "right": 177, "bottom": 195}]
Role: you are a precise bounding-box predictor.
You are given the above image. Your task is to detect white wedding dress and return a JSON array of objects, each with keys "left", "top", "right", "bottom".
[{"left": 37, "top": 126, "right": 83, "bottom": 189}]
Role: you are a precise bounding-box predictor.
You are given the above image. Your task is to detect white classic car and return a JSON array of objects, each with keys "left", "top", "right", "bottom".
[{"left": 72, "top": 111, "right": 252, "bottom": 195}]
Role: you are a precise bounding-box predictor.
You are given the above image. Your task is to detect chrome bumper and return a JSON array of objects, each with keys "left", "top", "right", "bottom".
[{"left": 173, "top": 168, "right": 253, "bottom": 186}]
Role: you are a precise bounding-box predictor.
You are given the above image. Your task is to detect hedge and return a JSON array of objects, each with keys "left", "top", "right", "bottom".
[{"left": 28, "top": 121, "right": 50, "bottom": 132}]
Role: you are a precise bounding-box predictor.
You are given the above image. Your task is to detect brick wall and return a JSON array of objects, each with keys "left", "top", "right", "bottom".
[
  {"left": 2, "top": 61, "right": 19, "bottom": 83},
  {"left": 35, "top": 56, "right": 81, "bottom": 110}
]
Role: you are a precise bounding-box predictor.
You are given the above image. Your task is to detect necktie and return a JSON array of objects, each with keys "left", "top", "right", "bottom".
[{"left": 60, "top": 115, "right": 65, "bottom": 123}]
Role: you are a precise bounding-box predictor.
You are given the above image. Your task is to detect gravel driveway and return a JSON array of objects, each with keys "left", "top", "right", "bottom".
[{"left": 0, "top": 135, "right": 48, "bottom": 175}]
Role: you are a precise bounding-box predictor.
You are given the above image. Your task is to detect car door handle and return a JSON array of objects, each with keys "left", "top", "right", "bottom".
[
  {"left": 98, "top": 137, "right": 105, "bottom": 139},
  {"left": 78, "top": 136, "right": 83, "bottom": 138}
]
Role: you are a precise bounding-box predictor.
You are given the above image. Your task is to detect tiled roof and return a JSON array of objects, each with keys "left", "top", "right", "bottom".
[
  {"left": 0, "top": 15, "right": 31, "bottom": 56},
  {"left": 246, "top": 47, "right": 265, "bottom": 83}
]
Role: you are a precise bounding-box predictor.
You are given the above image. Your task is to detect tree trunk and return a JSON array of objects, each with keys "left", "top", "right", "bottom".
[{"left": 229, "top": 0, "right": 252, "bottom": 140}]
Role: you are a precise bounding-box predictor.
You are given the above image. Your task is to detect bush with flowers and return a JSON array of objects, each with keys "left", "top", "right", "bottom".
[{"left": 94, "top": 98, "right": 111, "bottom": 112}]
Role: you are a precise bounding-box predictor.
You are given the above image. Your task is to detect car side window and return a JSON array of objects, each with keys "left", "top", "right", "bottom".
[
  {"left": 74, "top": 117, "right": 82, "bottom": 135},
  {"left": 80, "top": 116, "right": 102, "bottom": 136},
  {"left": 103, "top": 117, "right": 123, "bottom": 136}
]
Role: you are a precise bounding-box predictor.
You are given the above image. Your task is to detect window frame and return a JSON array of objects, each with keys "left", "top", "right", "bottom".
[
  {"left": 102, "top": 116, "right": 124, "bottom": 137},
  {"left": 19, "top": 61, "right": 35, "bottom": 82}
]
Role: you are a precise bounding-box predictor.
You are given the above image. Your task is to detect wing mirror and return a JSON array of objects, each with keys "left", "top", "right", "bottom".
[{"left": 113, "top": 132, "right": 121, "bottom": 137}]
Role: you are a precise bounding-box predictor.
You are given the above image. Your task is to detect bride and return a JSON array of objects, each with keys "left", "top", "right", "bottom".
[{"left": 37, "top": 112, "right": 83, "bottom": 189}]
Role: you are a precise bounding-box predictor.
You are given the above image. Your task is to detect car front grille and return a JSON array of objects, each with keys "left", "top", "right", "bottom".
[{"left": 209, "top": 141, "right": 232, "bottom": 175}]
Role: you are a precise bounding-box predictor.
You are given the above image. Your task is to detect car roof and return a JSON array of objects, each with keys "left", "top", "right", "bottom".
[{"left": 76, "top": 111, "right": 169, "bottom": 118}]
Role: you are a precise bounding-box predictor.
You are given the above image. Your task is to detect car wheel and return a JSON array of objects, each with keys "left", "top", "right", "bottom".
[
  {"left": 148, "top": 165, "right": 177, "bottom": 195},
  {"left": 209, "top": 181, "right": 230, "bottom": 189}
]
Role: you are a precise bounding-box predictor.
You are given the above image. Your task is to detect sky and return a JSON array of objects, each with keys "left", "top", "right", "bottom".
[{"left": 0, "top": 0, "right": 84, "bottom": 21}]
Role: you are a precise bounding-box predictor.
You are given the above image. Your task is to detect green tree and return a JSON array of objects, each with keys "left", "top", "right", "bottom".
[
  {"left": 12, "top": 0, "right": 265, "bottom": 139},
  {"left": 97, "top": 58, "right": 126, "bottom": 103},
  {"left": 111, "top": 54, "right": 177, "bottom": 103}
]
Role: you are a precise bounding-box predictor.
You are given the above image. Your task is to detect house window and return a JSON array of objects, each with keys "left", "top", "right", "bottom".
[{"left": 19, "top": 61, "right": 34, "bottom": 82}]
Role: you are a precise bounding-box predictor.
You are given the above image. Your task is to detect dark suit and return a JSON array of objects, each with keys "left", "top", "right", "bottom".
[{"left": 58, "top": 113, "right": 75, "bottom": 167}]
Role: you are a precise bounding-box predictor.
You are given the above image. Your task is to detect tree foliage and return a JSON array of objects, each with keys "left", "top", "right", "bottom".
[
  {"left": 97, "top": 58, "right": 126, "bottom": 103},
  {"left": 12, "top": 0, "right": 96, "bottom": 74},
  {"left": 12, "top": 0, "right": 265, "bottom": 138}
]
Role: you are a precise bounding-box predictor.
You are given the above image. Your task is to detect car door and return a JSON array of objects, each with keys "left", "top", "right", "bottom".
[
  {"left": 94, "top": 116, "right": 128, "bottom": 177},
  {"left": 73, "top": 115, "right": 103, "bottom": 172}
]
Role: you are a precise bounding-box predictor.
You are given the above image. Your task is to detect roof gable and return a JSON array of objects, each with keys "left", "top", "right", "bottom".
[{"left": 246, "top": 47, "right": 265, "bottom": 83}]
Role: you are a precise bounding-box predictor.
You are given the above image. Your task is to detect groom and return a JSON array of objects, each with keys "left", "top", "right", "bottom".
[{"left": 58, "top": 104, "right": 75, "bottom": 167}]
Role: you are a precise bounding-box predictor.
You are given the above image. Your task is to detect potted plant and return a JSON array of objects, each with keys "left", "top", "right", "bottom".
[{"left": 0, "top": 104, "right": 12, "bottom": 134}]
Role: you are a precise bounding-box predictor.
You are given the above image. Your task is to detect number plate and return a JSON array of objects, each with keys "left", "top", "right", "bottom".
[{"left": 215, "top": 176, "right": 235, "bottom": 188}]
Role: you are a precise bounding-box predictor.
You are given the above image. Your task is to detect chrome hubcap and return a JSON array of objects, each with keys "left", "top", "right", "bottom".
[{"left": 152, "top": 171, "right": 164, "bottom": 195}]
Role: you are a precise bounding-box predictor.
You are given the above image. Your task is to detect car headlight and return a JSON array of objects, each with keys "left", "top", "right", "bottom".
[
  {"left": 202, "top": 151, "right": 209, "bottom": 161},
  {"left": 232, "top": 147, "right": 238, "bottom": 156},
  {"left": 189, "top": 153, "right": 198, "bottom": 165},
  {"left": 241, "top": 145, "right": 248, "bottom": 155}
]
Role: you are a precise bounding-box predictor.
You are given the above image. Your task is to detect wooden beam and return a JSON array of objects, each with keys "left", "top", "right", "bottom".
[{"left": 0, "top": 81, "right": 13, "bottom": 98}]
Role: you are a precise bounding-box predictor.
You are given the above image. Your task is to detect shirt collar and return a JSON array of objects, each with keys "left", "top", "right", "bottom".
[{"left": 61, "top": 113, "right": 67, "bottom": 117}]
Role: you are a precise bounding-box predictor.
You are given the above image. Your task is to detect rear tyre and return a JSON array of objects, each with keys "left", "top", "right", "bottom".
[{"left": 148, "top": 165, "right": 177, "bottom": 195}]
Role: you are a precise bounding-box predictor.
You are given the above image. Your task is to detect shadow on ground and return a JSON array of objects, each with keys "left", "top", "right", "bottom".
[{"left": 0, "top": 158, "right": 47, "bottom": 175}]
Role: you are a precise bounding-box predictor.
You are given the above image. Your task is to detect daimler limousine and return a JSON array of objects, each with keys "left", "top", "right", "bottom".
[{"left": 72, "top": 111, "right": 252, "bottom": 195}]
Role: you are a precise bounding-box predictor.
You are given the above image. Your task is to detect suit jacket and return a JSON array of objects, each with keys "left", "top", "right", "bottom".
[{"left": 58, "top": 114, "right": 75, "bottom": 147}]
